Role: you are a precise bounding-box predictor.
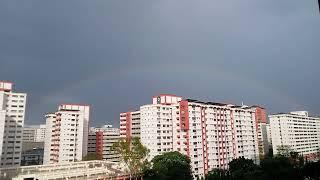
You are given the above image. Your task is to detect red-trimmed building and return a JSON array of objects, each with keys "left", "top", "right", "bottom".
[
  {"left": 120, "top": 94, "right": 261, "bottom": 179},
  {"left": 88, "top": 125, "right": 120, "bottom": 162},
  {"left": 120, "top": 111, "right": 140, "bottom": 139},
  {"left": 251, "top": 106, "right": 269, "bottom": 158},
  {"left": 43, "top": 104, "right": 90, "bottom": 164}
]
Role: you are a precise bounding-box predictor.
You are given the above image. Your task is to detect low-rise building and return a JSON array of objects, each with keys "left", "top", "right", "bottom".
[{"left": 0, "top": 160, "right": 128, "bottom": 180}]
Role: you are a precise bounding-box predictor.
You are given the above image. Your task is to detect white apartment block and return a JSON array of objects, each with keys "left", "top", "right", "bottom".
[
  {"left": 43, "top": 113, "right": 55, "bottom": 165},
  {"left": 140, "top": 94, "right": 182, "bottom": 158},
  {"left": 22, "top": 125, "right": 46, "bottom": 142},
  {"left": 35, "top": 125, "right": 46, "bottom": 142},
  {"left": 22, "top": 127, "right": 36, "bottom": 142},
  {"left": 140, "top": 104, "right": 175, "bottom": 158},
  {"left": 269, "top": 111, "right": 320, "bottom": 161},
  {"left": 120, "top": 111, "right": 140, "bottom": 138},
  {"left": 43, "top": 104, "right": 90, "bottom": 164},
  {"left": 88, "top": 125, "right": 120, "bottom": 162},
  {"left": 138, "top": 94, "right": 259, "bottom": 179},
  {"left": 0, "top": 81, "right": 27, "bottom": 167}
]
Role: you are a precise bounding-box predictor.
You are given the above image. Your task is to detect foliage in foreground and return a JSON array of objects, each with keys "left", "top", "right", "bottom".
[
  {"left": 206, "top": 156, "right": 320, "bottom": 180},
  {"left": 82, "top": 152, "right": 99, "bottom": 161},
  {"left": 112, "top": 140, "right": 320, "bottom": 180},
  {"left": 112, "top": 137, "right": 149, "bottom": 179},
  {"left": 144, "top": 151, "right": 193, "bottom": 180}
]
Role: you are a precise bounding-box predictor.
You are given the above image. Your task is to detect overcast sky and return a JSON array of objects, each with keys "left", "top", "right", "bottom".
[{"left": 0, "top": 0, "right": 319, "bottom": 127}]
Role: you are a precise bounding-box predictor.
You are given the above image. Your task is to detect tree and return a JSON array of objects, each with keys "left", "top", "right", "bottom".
[
  {"left": 206, "top": 169, "right": 230, "bottom": 180},
  {"left": 288, "top": 151, "right": 304, "bottom": 169},
  {"left": 266, "top": 148, "right": 274, "bottom": 159},
  {"left": 112, "top": 137, "right": 149, "bottom": 179},
  {"left": 276, "top": 146, "right": 304, "bottom": 169},
  {"left": 228, "top": 157, "right": 261, "bottom": 180},
  {"left": 82, "top": 152, "right": 98, "bottom": 161},
  {"left": 316, "top": 148, "right": 320, "bottom": 160},
  {"left": 260, "top": 156, "right": 302, "bottom": 180},
  {"left": 147, "top": 151, "right": 193, "bottom": 180},
  {"left": 276, "top": 145, "right": 292, "bottom": 157}
]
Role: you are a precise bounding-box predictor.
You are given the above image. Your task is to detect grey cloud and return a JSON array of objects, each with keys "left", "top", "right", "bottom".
[{"left": 0, "top": 0, "right": 319, "bottom": 126}]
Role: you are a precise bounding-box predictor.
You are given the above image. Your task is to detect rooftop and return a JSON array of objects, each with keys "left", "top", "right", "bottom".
[{"left": 0, "top": 160, "right": 127, "bottom": 180}]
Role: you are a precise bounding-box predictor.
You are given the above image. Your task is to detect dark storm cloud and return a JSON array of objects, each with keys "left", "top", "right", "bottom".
[{"left": 0, "top": 0, "right": 319, "bottom": 126}]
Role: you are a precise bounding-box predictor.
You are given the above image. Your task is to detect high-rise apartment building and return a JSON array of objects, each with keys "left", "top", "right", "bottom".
[
  {"left": 122, "top": 94, "right": 260, "bottom": 178},
  {"left": 88, "top": 125, "right": 120, "bottom": 162},
  {"left": 22, "top": 125, "right": 46, "bottom": 142},
  {"left": 22, "top": 127, "right": 36, "bottom": 142},
  {"left": 251, "top": 106, "right": 269, "bottom": 158},
  {"left": 0, "top": 81, "right": 27, "bottom": 167},
  {"left": 120, "top": 111, "right": 140, "bottom": 138},
  {"left": 269, "top": 111, "right": 320, "bottom": 161},
  {"left": 43, "top": 113, "right": 55, "bottom": 165},
  {"left": 43, "top": 104, "right": 90, "bottom": 164},
  {"left": 35, "top": 125, "right": 46, "bottom": 142},
  {"left": 140, "top": 94, "right": 183, "bottom": 158}
]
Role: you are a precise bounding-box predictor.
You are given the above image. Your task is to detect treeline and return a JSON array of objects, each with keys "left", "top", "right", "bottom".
[
  {"left": 111, "top": 137, "right": 320, "bottom": 180},
  {"left": 143, "top": 152, "right": 320, "bottom": 180},
  {"left": 206, "top": 156, "right": 320, "bottom": 180}
]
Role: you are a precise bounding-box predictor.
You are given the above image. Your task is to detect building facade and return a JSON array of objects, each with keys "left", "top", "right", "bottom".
[
  {"left": 123, "top": 94, "right": 260, "bottom": 178},
  {"left": 43, "top": 104, "right": 90, "bottom": 164},
  {"left": 20, "top": 147, "right": 43, "bottom": 166},
  {"left": 43, "top": 113, "right": 55, "bottom": 165},
  {"left": 0, "top": 160, "right": 128, "bottom": 180},
  {"left": 35, "top": 125, "right": 46, "bottom": 142},
  {"left": 140, "top": 94, "right": 183, "bottom": 159},
  {"left": 265, "top": 124, "right": 272, "bottom": 148},
  {"left": 22, "top": 127, "right": 35, "bottom": 142},
  {"left": 252, "top": 106, "right": 269, "bottom": 158},
  {"left": 0, "top": 81, "right": 27, "bottom": 167},
  {"left": 269, "top": 111, "right": 320, "bottom": 160},
  {"left": 120, "top": 111, "right": 141, "bottom": 138},
  {"left": 22, "top": 125, "right": 46, "bottom": 142},
  {"left": 88, "top": 125, "right": 120, "bottom": 162}
]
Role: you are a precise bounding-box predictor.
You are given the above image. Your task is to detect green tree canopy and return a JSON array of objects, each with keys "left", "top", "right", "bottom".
[
  {"left": 112, "top": 137, "right": 149, "bottom": 179},
  {"left": 146, "top": 151, "right": 193, "bottom": 180},
  {"left": 82, "top": 152, "right": 98, "bottom": 161},
  {"left": 260, "top": 156, "right": 301, "bottom": 180},
  {"left": 228, "top": 157, "right": 261, "bottom": 180},
  {"left": 302, "top": 161, "right": 320, "bottom": 180},
  {"left": 206, "top": 169, "right": 230, "bottom": 180},
  {"left": 205, "top": 156, "right": 319, "bottom": 180},
  {"left": 276, "top": 145, "right": 292, "bottom": 157}
]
